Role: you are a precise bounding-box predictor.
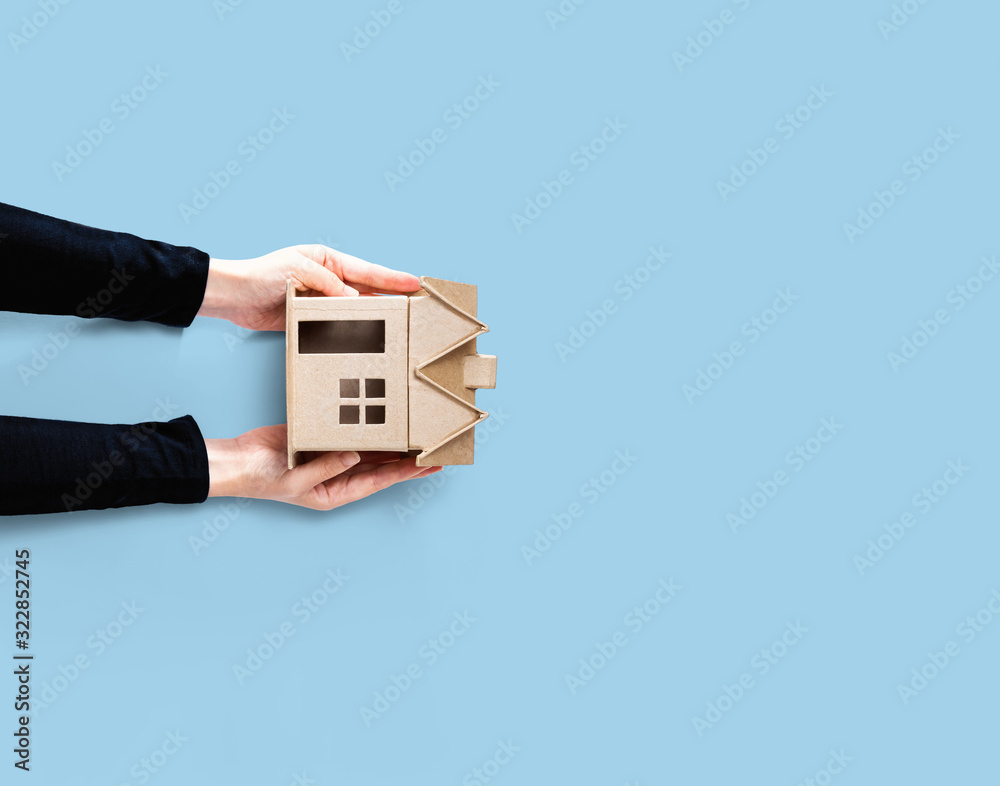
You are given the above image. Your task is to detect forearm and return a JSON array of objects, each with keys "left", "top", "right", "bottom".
[
  {"left": 204, "top": 437, "right": 245, "bottom": 498},
  {"left": 0, "top": 202, "right": 210, "bottom": 326},
  {"left": 0, "top": 415, "right": 210, "bottom": 515}
]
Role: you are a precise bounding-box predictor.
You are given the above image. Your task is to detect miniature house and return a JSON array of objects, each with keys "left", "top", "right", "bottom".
[{"left": 285, "top": 277, "right": 496, "bottom": 468}]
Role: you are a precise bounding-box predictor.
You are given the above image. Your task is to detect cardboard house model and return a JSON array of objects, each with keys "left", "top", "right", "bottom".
[{"left": 285, "top": 277, "right": 497, "bottom": 469}]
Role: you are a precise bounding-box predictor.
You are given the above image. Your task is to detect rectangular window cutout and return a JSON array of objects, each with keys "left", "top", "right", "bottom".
[
  {"left": 340, "top": 378, "right": 360, "bottom": 398},
  {"left": 299, "top": 320, "right": 385, "bottom": 354},
  {"left": 339, "top": 405, "right": 360, "bottom": 425},
  {"left": 366, "top": 405, "right": 386, "bottom": 425},
  {"left": 366, "top": 378, "right": 386, "bottom": 398}
]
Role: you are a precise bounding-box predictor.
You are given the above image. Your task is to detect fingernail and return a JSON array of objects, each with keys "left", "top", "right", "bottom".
[
  {"left": 344, "top": 286, "right": 359, "bottom": 297},
  {"left": 343, "top": 451, "right": 360, "bottom": 466}
]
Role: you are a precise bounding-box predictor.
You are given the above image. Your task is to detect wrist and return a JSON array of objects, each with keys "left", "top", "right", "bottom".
[
  {"left": 198, "top": 258, "right": 242, "bottom": 321},
  {"left": 205, "top": 437, "right": 247, "bottom": 498}
]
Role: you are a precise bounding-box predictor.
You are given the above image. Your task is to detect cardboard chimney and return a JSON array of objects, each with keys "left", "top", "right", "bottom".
[{"left": 285, "top": 277, "right": 497, "bottom": 469}]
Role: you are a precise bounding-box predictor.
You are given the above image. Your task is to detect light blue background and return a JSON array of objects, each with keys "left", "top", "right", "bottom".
[{"left": 2, "top": 0, "right": 999, "bottom": 783}]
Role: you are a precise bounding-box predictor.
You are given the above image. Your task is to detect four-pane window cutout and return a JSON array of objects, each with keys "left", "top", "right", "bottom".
[{"left": 338, "top": 378, "right": 387, "bottom": 425}]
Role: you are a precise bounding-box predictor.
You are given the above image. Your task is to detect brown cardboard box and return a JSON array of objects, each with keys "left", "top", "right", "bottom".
[{"left": 286, "top": 276, "right": 496, "bottom": 468}]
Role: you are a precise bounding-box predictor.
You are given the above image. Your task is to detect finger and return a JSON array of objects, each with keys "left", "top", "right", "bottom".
[
  {"left": 288, "top": 451, "right": 361, "bottom": 495},
  {"left": 307, "top": 246, "right": 420, "bottom": 294},
  {"left": 326, "top": 457, "right": 426, "bottom": 506},
  {"left": 290, "top": 258, "right": 359, "bottom": 298},
  {"left": 356, "top": 451, "right": 404, "bottom": 463}
]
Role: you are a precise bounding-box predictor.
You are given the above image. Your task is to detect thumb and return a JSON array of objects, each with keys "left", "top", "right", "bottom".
[
  {"left": 289, "top": 451, "right": 361, "bottom": 494},
  {"left": 292, "top": 258, "right": 359, "bottom": 298}
]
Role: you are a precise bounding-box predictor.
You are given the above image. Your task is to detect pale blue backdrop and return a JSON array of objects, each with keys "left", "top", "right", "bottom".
[{"left": 2, "top": 0, "right": 999, "bottom": 783}]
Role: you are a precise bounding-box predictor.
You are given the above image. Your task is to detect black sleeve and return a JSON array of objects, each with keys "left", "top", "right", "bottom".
[
  {"left": 0, "top": 202, "right": 210, "bottom": 327},
  {"left": 0, "top": 415, "right": 210, "bottom": 516}
]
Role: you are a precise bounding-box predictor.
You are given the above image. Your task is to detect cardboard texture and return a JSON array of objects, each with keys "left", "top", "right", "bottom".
[{"left": 286, "top": 276, "right": 496, "bottom": 469}]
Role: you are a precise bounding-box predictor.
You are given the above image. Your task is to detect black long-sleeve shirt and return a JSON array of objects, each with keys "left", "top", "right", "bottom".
[{"left": 0, "top": 202, "right": 212, "bottom": 515}]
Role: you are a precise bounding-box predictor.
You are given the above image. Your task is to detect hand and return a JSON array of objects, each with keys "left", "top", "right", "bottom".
[
  {"left": 197, "top": 245, "right": 421, "bottom": 331},
  {"left": 205, "top": 425, "right": 441, "bottom": 510}
]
